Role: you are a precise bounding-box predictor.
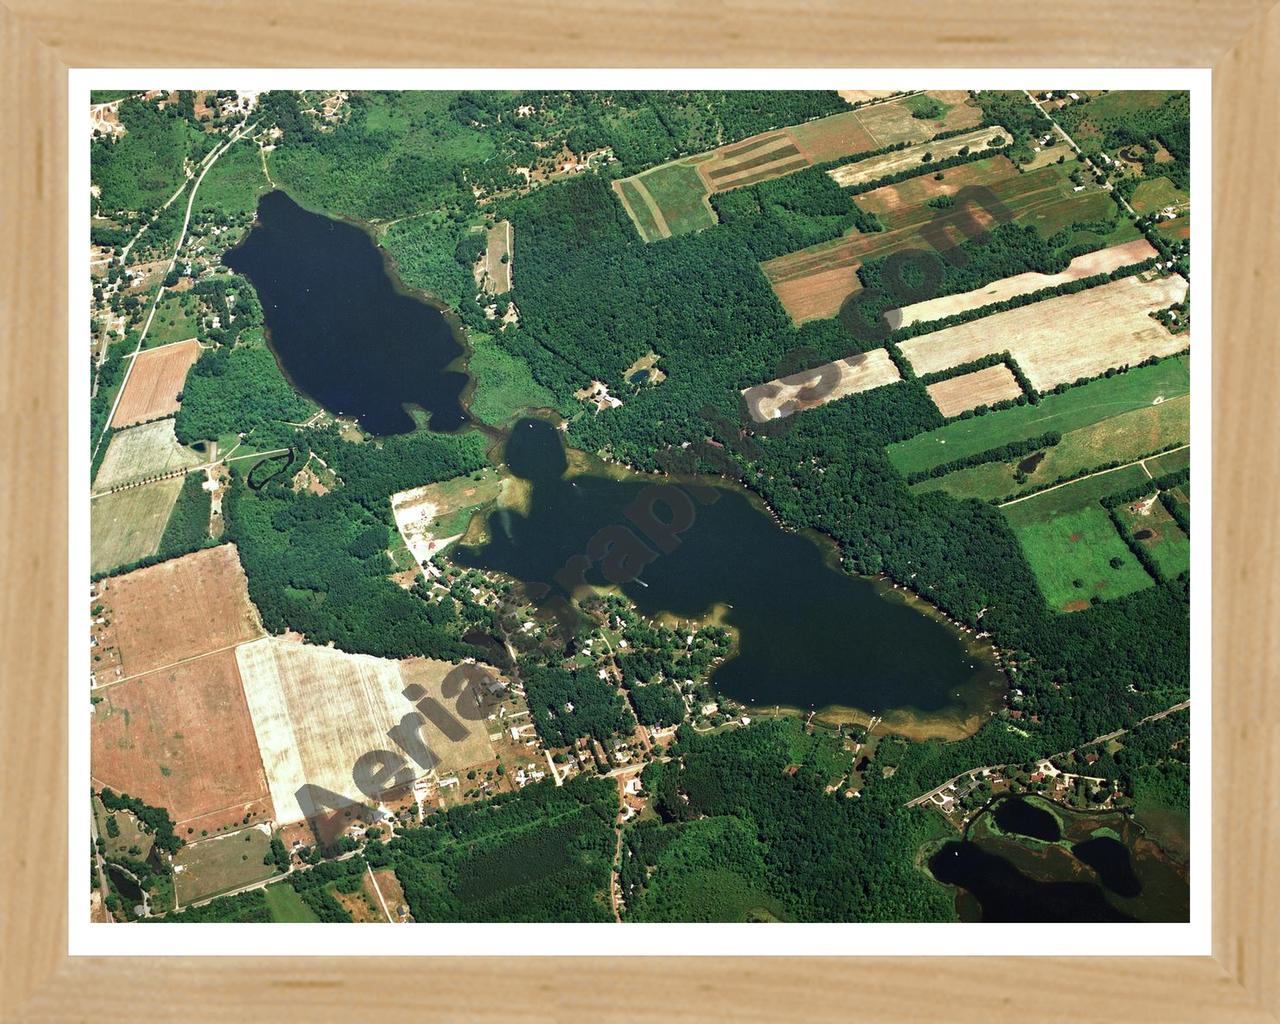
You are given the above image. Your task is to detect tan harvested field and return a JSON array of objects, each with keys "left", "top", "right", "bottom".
[
  {"left": 827, "top": 126, "right": 1006, "bottom": 188},
  {"left": 741, "top": 348, "right": 901, "bottom": 422},
  {"left": 889, "top": 239, "right": 1159, "bottom": 327},
  {"left": 236, "top": 637, "right": 499, "bottom": 825},
  {"left": 898, "top": 273, "right": 1190, "bottom": 390},
  {"left": 96, "top": 544, "right": 263, "bottom": 677},
  {"left": 93, "top": 418, "right": 205, "bottom": 492},
  {"left": 839, "top": 90, "right": 898, "bottom": 105},
  {"left": 111, "top": 338, "right": 201, "bottom": 428},
  {"left": 926, "top": 364, "right": 1024, "bottom": 418},
  {"left": 90, "top": 477, "right": 184, "bottom": 575},
  {"left": 91, "top": 648, "right": 274, "bottom": 832}
]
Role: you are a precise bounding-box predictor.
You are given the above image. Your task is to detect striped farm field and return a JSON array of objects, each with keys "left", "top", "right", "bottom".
[
  {"left": 890, "top": 238, "right": 1158, "bottom": 328},
  {"left": 112, "top": 338, "right": 202, "bottom": 427},
  {"left": 614, "top": 92, "right": 983, "bottom": 242},
  {"left": 898, "top": 272, "right": 1189, "bottom": 391},
  {"left": 826, "top": 126, "right": 1004, "bottom": 189},
  {"left": 888, "top": 356, "right": 1190, "bottom": 476},
  {"left": 763, "top": 157, "right": 1124, "bottom": 323}
]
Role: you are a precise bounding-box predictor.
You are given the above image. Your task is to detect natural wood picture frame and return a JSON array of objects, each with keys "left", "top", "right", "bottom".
[{"left": 1, "top": 2, "right": 1276, "bottom": 1019}]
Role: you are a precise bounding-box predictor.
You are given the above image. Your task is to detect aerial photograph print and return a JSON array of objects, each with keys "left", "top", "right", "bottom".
[{"left": 85, "top": 84, "right": 1193, "bottom": 929}]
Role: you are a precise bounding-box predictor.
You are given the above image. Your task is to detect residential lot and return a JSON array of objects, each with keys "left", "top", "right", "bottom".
[
  {"left": 111, "top": 338, "right": 202, "bottom": 428},
  {"left": 897, "top": 272, "right": 1189, "bottom": 390}
]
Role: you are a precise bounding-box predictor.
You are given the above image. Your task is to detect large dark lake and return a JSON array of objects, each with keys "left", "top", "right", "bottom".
[
  {"left": 452, "top": 418, "right": 1004, "bottom": 723},
  {"left": 226, "top": 190, "right": 469, "bottom": 436}
]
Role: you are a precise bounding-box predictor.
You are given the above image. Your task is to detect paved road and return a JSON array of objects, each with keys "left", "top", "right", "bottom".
[
  {"left": 905, "top": 698, "right": 1191, "bottom": 808},
  {"left": 1023, "top": 90, "right": 1139, "bottom": 220}
]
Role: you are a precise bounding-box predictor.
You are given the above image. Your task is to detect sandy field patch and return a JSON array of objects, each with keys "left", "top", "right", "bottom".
[
  {"left": 839, "top": 90, "right": 899, "bottom": 105},
  {"left": 480, "top": 220, "right": 512, "bottom": 295},
  {"left": 889, "top": 238, "right": 1159, "bottom": 328},
  {"left": 112, "top": 338, "right": 202, "bottom": 428},
  {"left": 91, "top": 477, "right": 185, "bottom": 575},
  {"left": 92, "top": 648, "right": 273, "bottom": 832},
  {"left": 827, "top": 126, "right": 1006, "bottom": 188},
  {"left": 899, "top": 273, "right": 1189, "bottom": 390},
  {"left": 93, "top": 418, "right": 205, "bottom": 493},
  {"left": 95, "top": 544, "right": 263, "bottom": 677},
  {"left": 926, "top": 364, "right": 1025, "bottom": 418},
  {"left": 236, "top": 637, "right": 500, "bottom": 826},
  {"left": 741, "top": 348, "right": 901, "bottom": 421}
]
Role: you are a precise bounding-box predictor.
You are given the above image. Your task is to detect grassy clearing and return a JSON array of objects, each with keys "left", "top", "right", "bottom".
[
  {"left": 264, "top": 882, "right": 320, "bottom": 922},
  {"left": 1117, "top": 499, "right": 1190, "bottom": 579},
  {"left": 1143, "top": 445, "right": 1191, "bottom": 477},
  {"left": 888, "top": 358, "right": 1190, "bottom": 476},
  {"left": 93, "top": 796, "right": 155, "bottom": 861},
  {"left": 1001, "top": 464, "right": 1151, "bottom": 522},
  {"left": 467, "top": 333, "right": 556, "bottom": 426},
  {"left": 144, "top": 292, "right": 201, "bottom": 348},
  {"left": 616, "top": 180, "right": 663, "bottom": 242},
  {"left": 173, "top": 827, "right": 276, "bottom": 906},
  {"left": 1009, "top": 505, "right": 1152, "bottom": 611},
  {"left": 195, "top": 141, "right": 270, "bottom": 220},
  {"left": 915, "top": 397, "right": 1189, "bottom": 503},
  {"left": 1130, "top": 176, "right": 1189, "bottom": 215},
  {"left": 91, "top": 478, "right": 185, "bottom": 575}
]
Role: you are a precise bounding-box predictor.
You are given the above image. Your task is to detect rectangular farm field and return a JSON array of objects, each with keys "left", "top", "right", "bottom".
[{"left": 173, "top": 826, "right": 277, "bottom": 906}]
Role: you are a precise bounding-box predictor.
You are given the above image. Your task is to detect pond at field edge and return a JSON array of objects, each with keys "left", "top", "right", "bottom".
[{"left": 225, "top": 190, "right": 470, "bottom": 436}]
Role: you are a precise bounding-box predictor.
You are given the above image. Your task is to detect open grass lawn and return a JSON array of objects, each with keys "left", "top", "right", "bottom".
[
  {"left": 91, "top": 477, "right": 185, "bottom": 575},
  {"left": 888, "top": 357, "right": 1190, "bottom": 476},
  {"left": 195, "top": 141, "right": 270, "bottom": 220},
  {"left": 467, "top": 333, "right": 556, "bottom": 426},
  {"left": 915, "top": 396, "right": 1189, "bottom": 503},
  {"left": 1130, "top": 175, "right": 1189, "bottom": 216},
  {"left": 93, "top": 796, "right": 155, "bottom": 861},
  {"left": 145, "top": 292, "right": 201, "bottom": 348},
  {"left": 1143, "top": 445, "right": 1191, "bottom": 478},
  {"left": 173, "top": 826, "right": 277, "bottom": 906},
  {"left": 1008, "top": 505, "right": 1153, "bottom": 611},
  {"left": 1117, "top": 498, "right": 1190, "bottom": 579},
  {"left": 264, "top": 882, "right": 320, "bottom": 922}
]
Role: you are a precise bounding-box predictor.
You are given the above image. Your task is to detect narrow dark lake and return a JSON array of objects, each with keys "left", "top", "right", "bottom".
[
  {"left": 451, "top": 418, "right": 1003, "bottom": 721},
  {"left": 225, "top": 190, "right": 469, "bottom": 436}
]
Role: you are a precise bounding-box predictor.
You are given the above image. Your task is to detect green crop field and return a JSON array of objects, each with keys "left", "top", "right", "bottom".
[
  {"left": 888, "top": 357, "right": 1190, "bottom": 476},
  {"left": 915, "top": 396, "right": 1189, "bottom": 503},
  {"left": 1009, "top": 505, "right": 1153, "bottom": 611},
  {"left": 1144, "top": 445, "right": 1192, "bottom": 477},
  {"left": 90, "top": 477, "right": 185, "bottom": 575},
  {"left": 634, "top": 161, "right": 717, "bottom": 237},
  {"left": 616, "top": 180, "right": 664, "bottom": 242}
]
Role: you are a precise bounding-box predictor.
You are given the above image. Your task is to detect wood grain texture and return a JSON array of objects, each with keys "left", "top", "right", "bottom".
[{"left": 1, "top": 1, "right": 1276, "bottom": 1020}]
